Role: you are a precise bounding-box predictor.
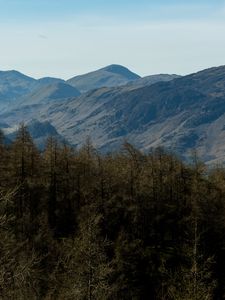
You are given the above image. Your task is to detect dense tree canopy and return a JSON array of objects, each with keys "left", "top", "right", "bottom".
[{"left": 0, "top": 125, "right": 225, "bottom": 299}]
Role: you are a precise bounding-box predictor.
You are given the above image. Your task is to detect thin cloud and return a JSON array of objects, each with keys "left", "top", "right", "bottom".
[{"left": 38, "top": 34, "right": 48, "bottom": 39}]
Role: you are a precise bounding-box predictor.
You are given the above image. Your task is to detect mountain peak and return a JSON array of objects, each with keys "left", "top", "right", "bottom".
[
  {"left": 67, "top": 64, "right": 140, "bottom": 93},
  {"left": 0, "top": 70, "right": 35, "bottom": 81},
  {"left": 100, "top": 64, "right": 140, "bottom": 79}
]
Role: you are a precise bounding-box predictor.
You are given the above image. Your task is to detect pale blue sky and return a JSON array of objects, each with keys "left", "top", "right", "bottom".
[{"left": 0, "top": 0, "right": 225, "bottom": 78}]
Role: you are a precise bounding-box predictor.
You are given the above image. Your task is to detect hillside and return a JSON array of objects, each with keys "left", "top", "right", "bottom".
[
  {"left": 67, "top": 64, "right": 141, "bottom": 92},
  {"left": 127, "top": 74, "right": 181, "bottom": 88},
  {"left": 0, "top": 70, "right": 38, "bottom": 108},
  {"left": 2, "top": 65, "right": 225, "bottom": 163},
  {"left": 17, "top": 82, "right": 81, "bottom": 106}
]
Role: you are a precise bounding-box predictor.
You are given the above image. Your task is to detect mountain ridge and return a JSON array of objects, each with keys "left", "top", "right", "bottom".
[{"left": 2, "top": 64, "right": 225, "bottom": 163}]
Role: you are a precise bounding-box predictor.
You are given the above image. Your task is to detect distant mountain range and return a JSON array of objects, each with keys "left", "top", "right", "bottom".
[{"left": 2, "top": 64, "right": 225, "bottom": 164}]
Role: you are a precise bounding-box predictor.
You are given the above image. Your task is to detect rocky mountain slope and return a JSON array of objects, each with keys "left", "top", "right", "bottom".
[
  {"left": 127, "top": 74, "right": 181, "bottom": 89},
  {"left": 2, "top": 64, "right": 225, "bottom": 164},
  {"left": 16, "top": 82, "right": 81, "bottom": 106},
  {"left": 4, "top": 119, "right": 65, "bottom": 149}
]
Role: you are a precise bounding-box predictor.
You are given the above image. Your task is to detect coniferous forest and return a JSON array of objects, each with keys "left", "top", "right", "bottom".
[{"left": 1, "top": 124, "right": 225, "bottom": 299}]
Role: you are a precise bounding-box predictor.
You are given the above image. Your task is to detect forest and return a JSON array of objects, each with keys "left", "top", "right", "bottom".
[{"left": 1, "top": 124, "right": 225, "bottom": 299}]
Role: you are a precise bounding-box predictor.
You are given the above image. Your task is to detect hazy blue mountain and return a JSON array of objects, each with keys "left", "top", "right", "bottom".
[
  {"left": 0, "top": 122, "right": 9, "bottom": 129},
  {"left": 27, "top": 119, "right": 59, "bottom": 138},
  {"left": 38, "top": 77, "right": 65, "bottom": 85},
  {"left": 67, "top": 64, "right": 141, "bottom": 92},
  {"left": 0, "top": 70, "right": 37, "bottom": 106},
  {"left": 0, "top": 70, "right": 72, "bottom": 110},
  {"left": 34, "top": 65, "right": 225, "bottom": 163},
  {"left": 127, "top": 74, "right": 181, "bottom": 89},
  {"left": 4, "top": 119, "right": 66, "bottom": 149},
  {"left": 17, "top": 82, "right": 81, "bottom": 106},
  {"left": 3, "top": 65, "right": 225, "bottom": 163}
]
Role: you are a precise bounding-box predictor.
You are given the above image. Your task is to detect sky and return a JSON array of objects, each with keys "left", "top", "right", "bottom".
[{"left": 1, "top": 0, "right": 225, "bottom": 79}]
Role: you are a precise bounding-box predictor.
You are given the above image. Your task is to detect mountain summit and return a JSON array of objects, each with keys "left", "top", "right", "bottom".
[
  {"left": 67, "top": 64, "right": 140, "bottom": 93},
  {"left": 0, "top": 70, "right": 37, "bottom": 106},
  {"left": 100, "top": 64, "right": 140, "bottom": 80}
]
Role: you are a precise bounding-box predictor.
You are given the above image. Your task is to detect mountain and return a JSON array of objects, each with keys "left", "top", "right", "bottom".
[
  {"left": 0, "top": 70, "right": 77, "bottom": 110},
  {"left": 4, "top": 119, "right": 66, "bottom": 149},
  {"left": 3, "top": 65, "right": 225, "bottom": 163},
  {"left": 127, "top": 74, "right": 181, "bottom": 89},
  {"left": 0, "top": 70, "right": 37, "bottom": 107},
  {"left": 17, "top": 82, "right": 81, "bottom": 106},
  {"left": 0, "top": 122, "right": 9, "bottom": 129},
  {"left": 11, "top": 65, "right": 225, "bottom": 164},
  {"left": 38, "top": 77, "right": 65, "bottom": 85},
  {"left": 67, "top": 64, "right": 140, "bottom": 92},
  {"left": 26, "top": 119, "right": 67, "bottom": 149}
]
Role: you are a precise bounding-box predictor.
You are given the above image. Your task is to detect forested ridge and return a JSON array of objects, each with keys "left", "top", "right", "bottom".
[{"left": 1, "top": 124, "right": 225, "bottom": 299}]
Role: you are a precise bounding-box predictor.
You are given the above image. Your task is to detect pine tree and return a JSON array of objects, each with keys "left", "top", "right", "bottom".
[
  {"left": 57, "top": 206, "right": 114, "bottom": 299},
  {"left": 9, "top": 123, "right": 41, "bottom": 239},
  {"left": 0, "top": 190, "right": 41, "bottom": 299}
]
